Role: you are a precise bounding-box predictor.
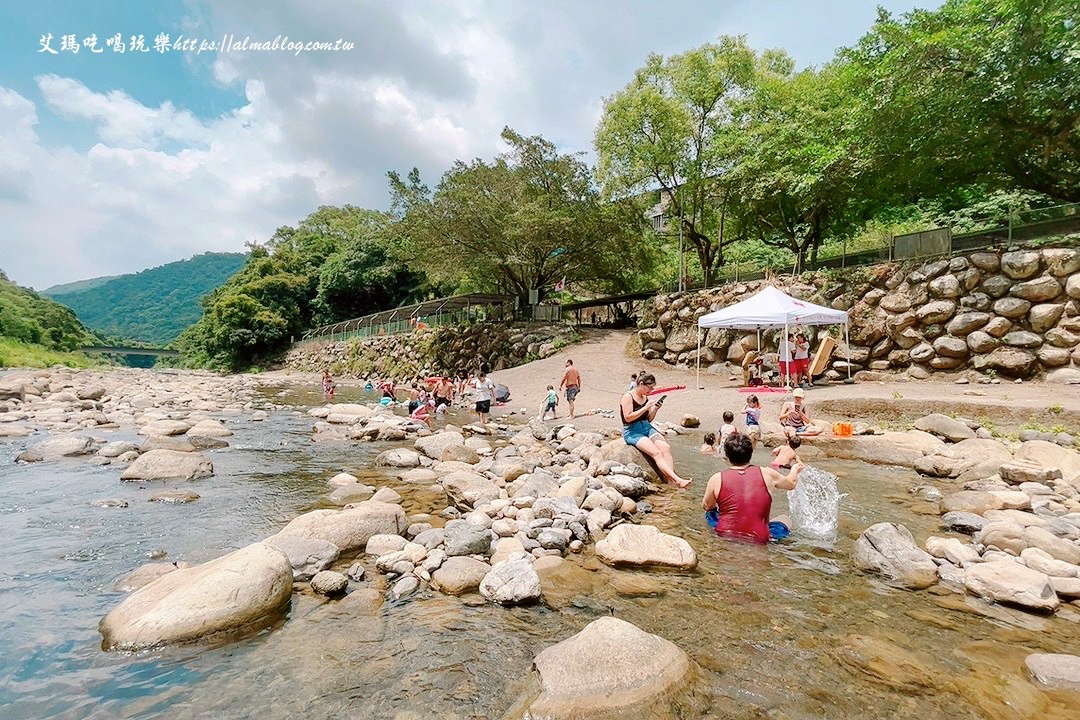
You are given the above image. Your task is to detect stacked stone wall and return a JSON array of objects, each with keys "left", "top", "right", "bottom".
[
  {"left": 285, "top": 322, "right": 578, "bottom": 379},
  {"left": 640, "top": 245, "right": 1080, "bottom": 380}
]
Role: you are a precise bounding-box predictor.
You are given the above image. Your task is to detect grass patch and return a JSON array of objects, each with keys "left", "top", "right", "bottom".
[{"left": 0, "top": 338, "right": 98, "bottom": 369}]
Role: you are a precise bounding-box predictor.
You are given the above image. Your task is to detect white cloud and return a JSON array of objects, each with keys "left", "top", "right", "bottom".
[{"left": 0, "top": 0, "right": 938, "bottom": 289}]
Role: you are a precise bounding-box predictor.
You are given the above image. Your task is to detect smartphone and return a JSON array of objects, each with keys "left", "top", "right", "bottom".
[{"left": 656, "top": 394, "right": 667, "bottom": 405}]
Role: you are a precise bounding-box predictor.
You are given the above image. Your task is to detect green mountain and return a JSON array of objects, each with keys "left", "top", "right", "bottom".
[
  {"left": 44, "top": 252, "right": 248, "bottom": 344},
  {"left": 42, "top": 274, "right": 121, "bottom": 295},
  {"left": 0, "top": 269, "right": 95, "bottom": 351}
]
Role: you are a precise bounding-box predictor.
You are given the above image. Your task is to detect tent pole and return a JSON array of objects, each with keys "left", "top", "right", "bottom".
[
  {"left": 696, "top": 327, "right": 701, "bottom": 390},
  {"left": 845, "top": 322, "right": 852, "bottom": 381},
  {"left": 783, "top": 320, "right": 790, "bottom": 389}
]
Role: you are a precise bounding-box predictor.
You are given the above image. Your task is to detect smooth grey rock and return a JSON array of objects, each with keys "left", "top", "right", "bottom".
[
  {"left": 120, "top": 449, "right": 213, "bottom": 481},
  {"left": 479, "top": 553, "right": 542, "bottom": 605},
  {"left": 852, "top": 522, "right": 938, "bottom": 589},
  {"left": 595, "top": 524, "right": 697, "bottom": 569},
  {"left": 443, "top": 519, "right": 492, "bottom": 557},
  {"left": 964, "top": 560, "right": 1058, "bottom": 611},
  {"left": 310, "top": 570, "right": 348, "bottom": 597},
  {"left": 523, "top": 617, "right": 693, "bottom": 719},
  {"left": 17, "top": 435, "right": 95, "bottom": 462},
  {"left": 99, "top": 542, "right": 293, "bottom": 650},
  {"left": 1025, "top": 653, "right": 1080, "bottom": 691}
]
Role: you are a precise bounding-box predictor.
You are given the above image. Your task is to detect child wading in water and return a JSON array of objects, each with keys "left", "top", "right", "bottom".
[
  {"left": 771, "top": 436, "right": 803, "bottom": 470},
  {"left": 539, "top": 385, "right": 559, "bottom": 420},
  {"left": 700, "top": 432, "right": 717, "bottom": 455},
  {"left": 742, "top": 395, "right": 762, "bottom": 447},
  {"left": 719, "top": 411, "right": 739, "bottom": 444}
]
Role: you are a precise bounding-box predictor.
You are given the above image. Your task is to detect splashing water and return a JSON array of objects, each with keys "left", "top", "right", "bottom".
[{"left": 788, "top": 466, "right": 843, "bottom": 542}]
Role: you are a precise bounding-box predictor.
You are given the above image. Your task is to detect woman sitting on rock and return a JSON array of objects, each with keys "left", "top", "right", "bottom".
[
  {"left": 703, "top": 433, "right": 803, "bottom": 544},
  {"left": 619, "top": 373, "right": 690, "bottom": 489}
]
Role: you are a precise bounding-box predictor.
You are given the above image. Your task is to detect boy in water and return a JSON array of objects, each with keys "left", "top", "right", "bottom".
[
  {"left": 539, "top": 384, "right": 559, "bottom": 420},
  {"left": 473, "top": 367, "right": 496, "bottom": 424},
  {"left": 700, "top": 432, "right": 717, "bottom": 455},
  {"left": 719, "top": 411, "right": 738, "bottom": 444},
  {"left": 771, "top": 436, "right": 802, "bottom": 470}
]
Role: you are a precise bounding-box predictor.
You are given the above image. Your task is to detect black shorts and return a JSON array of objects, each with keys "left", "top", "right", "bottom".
[
  {"left": 475, "top": 400, "right": 491, "bottom": 414},
  {"left": 435, "top": 396, "right": 450, "bottom": 408}
]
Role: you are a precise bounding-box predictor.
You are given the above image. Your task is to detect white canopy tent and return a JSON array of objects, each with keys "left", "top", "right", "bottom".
[{"left": 695, "top": 285, "right": 851, "bottom": 388}]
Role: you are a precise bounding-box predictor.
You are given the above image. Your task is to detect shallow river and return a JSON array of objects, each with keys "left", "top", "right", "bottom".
[{"left": 1, "top": 386, "right": 1078, "bottom": 719}]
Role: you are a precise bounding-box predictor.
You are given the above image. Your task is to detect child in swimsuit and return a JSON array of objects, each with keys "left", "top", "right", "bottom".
[{"left": 771, "top": 436, "right": 802, "bottom": 470}]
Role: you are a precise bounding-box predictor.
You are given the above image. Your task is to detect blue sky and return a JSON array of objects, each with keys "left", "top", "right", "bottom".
[{"left": 0, "top": 1, "right": 939, "bottom": 289}]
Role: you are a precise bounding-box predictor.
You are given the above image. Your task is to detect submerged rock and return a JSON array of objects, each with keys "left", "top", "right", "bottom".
[
  {"left": 594, "top": 524, "right": 697, "bottom": 570},
  {"left": 99, "top": 542, "right": 293, "bottom": 650},
  {"left": 514, "top": 616, "right": 695, "bottom": 719},
  {"left": 17, "top": 435, "right": 94, "bottom": 462},
  {"left": 120, "top": 449, "right": 213, "bottom": 481},
  {"left": 1025, "top": 653, "right": 1080, "bottom": 691}
]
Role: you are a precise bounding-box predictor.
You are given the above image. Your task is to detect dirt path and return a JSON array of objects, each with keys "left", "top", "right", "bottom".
[{"left": 490, "top": 328, "right": 1080, "bottom": 438}]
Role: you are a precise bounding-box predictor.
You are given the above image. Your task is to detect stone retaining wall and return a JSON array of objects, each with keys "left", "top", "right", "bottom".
[
  {"left": 285, "top": 322, "right": 578, "bottom": 379},
  {"left": 640, "top": 244, "right": 1080, "bottom": 380}
]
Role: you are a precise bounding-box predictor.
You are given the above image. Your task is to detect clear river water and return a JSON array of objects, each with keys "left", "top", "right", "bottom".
[{"left": 1, "top": 384, "right": 1078, "bottom": 719}]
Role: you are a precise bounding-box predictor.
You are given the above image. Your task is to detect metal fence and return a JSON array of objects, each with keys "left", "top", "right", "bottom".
[{"left": 666, "top": 201, "right": 1080, "bottom": 293}]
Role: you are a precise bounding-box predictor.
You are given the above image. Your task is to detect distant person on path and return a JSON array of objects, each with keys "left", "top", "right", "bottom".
[
  {"left": 620, "top": 373, "right": 691, "bottom": 489},
  {"left": 780, "top": 387, "right": 822, "bottom": 438},
  {"left": 539, "top": 384, "right": 559, "bottom": 420},
  {"left": 627, "top": 373, "right": 638, "bottom": 391},
  {"left": 473, "top": 367, "right": 496, "bottom": 424},
  {"left": 700, "top": 432, "right": 717, "bottom": 455},
  {"left": 559, "top": 359, "right": 582, "bottom": 419},
  {"left": 322, "top": 369, "right": 334, "bottom": 398},
  {"left": 742, "top": 395, "right": 762, "bottom": 447},
  {"left": 794, "top": 333, "right": 811, "bottom": 386},
  {"left": 771, "top": 436, "right": 803, "bottom": 470},
  {"left": 703, "top": 434, "right": 804, "bottom": 544}
]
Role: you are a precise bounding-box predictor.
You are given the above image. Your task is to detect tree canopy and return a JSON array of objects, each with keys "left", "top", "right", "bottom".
[{"left": 390, "top": 127, "right": 658, "bottom": 301}]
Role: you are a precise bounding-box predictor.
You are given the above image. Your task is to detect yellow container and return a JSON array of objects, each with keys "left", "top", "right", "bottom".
[{"left": 833, "top": 421, "right": 853, "bottom": 437}]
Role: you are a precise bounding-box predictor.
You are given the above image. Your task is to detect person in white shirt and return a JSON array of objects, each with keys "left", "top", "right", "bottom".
[
  {"left": 794, "top": 332, "right": 811, "bottom": 386},
  {"left": 472, "top": 367, "right": 496, "bottom": 423},
  {"left": 777, "top": 333, "right": 795, "bottom": 386}
]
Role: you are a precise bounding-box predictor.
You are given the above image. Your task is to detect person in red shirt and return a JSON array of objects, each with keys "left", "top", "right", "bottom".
[
  {"left": 559, "top": 358, "right": 582, "bottom": 418},
  {"left": 702, "top": 433, "right": 803, "bottom": 543}
]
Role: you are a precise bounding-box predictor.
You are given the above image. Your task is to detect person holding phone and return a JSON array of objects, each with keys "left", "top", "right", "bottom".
[{"left": 619, "top": 373, "right": 690, "bottom": 489}]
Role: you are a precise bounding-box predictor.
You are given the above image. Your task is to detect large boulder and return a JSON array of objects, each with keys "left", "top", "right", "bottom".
[
  {"left": 99, "top": 542, "right": 293, "bottom": 650},
  {"left": 430, "top": 556, "right": 491, "bottom": 595},
  {"left": 186, "top": 419, "right": 233, "bottom": 438},
  {"left": 1025, "top": 654, "right": 1080, "bottom": 691},
  {"left": 852, "top": 523, "right": 938, "bottom": 589},
  {"left": 479, "top": 553, "right": 542, "bottom": 605},
  {"left": 16, "top": 435, "right": 95, "bottom": 462},
  {"left": 275, "top": 501, "right": 407, "bottom": 555},
  {"left": 595, "top": 524, "right": 697, "bottom": 570},
  {"left": 912, "top": 414, "right": 974, "bottom": 443},
  {"left": 1000, "top": 250, "right": 1041, "bottom": 280},
  {"left": 443, "top": 519, "right": 492, "bottom": 557},
  {"left": 414, "top": 431, "right": 465, "bottom": 459},
  {"left": 441, "top": 471, "right": 500, "bottom": 509},
  {"left": 138, "top": 419, "right": 193, "bottom": 437},
  {"left": 1010, "top": 276, "right": 1062, "bottom": 302},
  {"left": 520, "top": 617, "right": 694, "bottom": 719},
  {"left": 265, "top": 536, "right": 341, "bottom": 581},
  {"left": 587, "top": 440, "right": 660, "bottom": 482},
  {"left": 374, "top": 448, "right": 421, "bottom": 468},
  {"left": 1014, "top": 440, "right": 1080, "bottom": 481},
  {"left": 120, "top": 449, "right": 213, "bottom": 481},
  {"left": 963, "top": 560, "right": 1059, "bottom": 612}
]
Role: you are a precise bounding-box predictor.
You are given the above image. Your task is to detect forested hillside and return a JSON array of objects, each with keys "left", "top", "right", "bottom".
[
  {"left": 0, "top": 269, "right": 97, "bottom": 367},
  {"left": 45, "top": 252, "right": 248, "bottom": 344}
]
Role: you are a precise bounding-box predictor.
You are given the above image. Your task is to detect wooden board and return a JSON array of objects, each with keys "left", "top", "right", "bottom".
[{"left": 809, "top": 336, "right": 837, "bottom": 378}]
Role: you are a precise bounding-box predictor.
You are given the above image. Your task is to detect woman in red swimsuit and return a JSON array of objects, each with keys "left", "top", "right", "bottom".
[{"left": 702, "top": 434, "right": 803, "bottom": 543}]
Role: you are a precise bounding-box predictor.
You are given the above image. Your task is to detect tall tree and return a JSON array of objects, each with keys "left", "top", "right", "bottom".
[
  {"left": 732, "top": 65, "right": 866, "bottom": 271},
  {"left": 841, "top": 0, "right": 1080, "bottom": 203},
  {"left": 594, "top": 36, "right": 771, "bottom": 284},
  {"left": 389, "top": 128, "right": 655, "bottom": 300}
]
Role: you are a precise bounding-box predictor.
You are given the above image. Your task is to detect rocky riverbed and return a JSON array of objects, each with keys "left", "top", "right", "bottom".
[{"left": 2, "top": 366, "right": 1079, "bottom": 717}]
